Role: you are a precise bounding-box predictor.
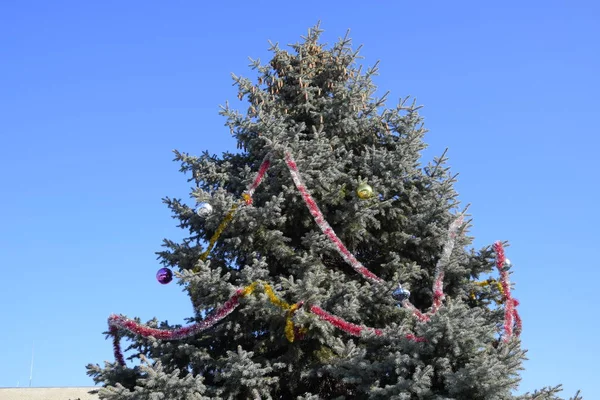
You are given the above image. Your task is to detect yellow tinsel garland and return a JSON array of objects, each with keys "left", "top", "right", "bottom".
[
  {"left": 237, "top": 280, "right": 304, "bottom": 342},
  {"left": 470, "top": 279, "right": 505, "bottom": 304}
]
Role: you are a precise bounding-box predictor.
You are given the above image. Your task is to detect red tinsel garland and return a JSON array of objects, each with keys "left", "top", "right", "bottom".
[
  {"left": 284, "top": 152, "right": 384, "bottom": 284},
  {"left": 109, "top": 286, "right": 425, "bottom": 366},
  {"left": 493, "top": 241, "right": 521, "bottom": 341},
  {"left": 244, "top": 155, "right": 271, "bottom": 204},
  {"left": 309, "top": 305, "right": 426, "bottom": 342}
]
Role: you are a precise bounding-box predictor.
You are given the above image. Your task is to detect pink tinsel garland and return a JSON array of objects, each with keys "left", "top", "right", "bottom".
[
  {"left": 109, "top": 289, "right": 245, "bottom": 365},
  {"left": 244, "top": 155, "right": 271, "bottom": 204},
  {"left": 493, "top": 241, "right": 521, "bottom": 341},
  {"left": 109, "top": 291, "right": 425, "bottom": 365},
  {"left": 109, "top": 325, "right": 125, "bottom": 366},
  {"left": 284, "top": 152, "right": 384, "bottom": 284},
  {"left": 309, "top": 305, "right": 426, "bottom": 342}
]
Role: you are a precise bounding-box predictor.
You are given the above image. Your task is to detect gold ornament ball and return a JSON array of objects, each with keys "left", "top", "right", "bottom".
[{"left": 356, "top": 183, "right": 373, "bottom": 199}]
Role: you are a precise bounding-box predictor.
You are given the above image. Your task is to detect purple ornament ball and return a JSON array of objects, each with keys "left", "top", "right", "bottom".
[{"left": 156, "top": 267, "right": 173, "bottom": 284}]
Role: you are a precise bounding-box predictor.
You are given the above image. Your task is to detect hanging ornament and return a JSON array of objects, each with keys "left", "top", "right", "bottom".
[
  {"left": 156, "top": 267, "right": 173, "bottom": 285},
  {"left": 356, "top": 182, "right": 373, "bottom": 199},
  {"left": 392, "top": 285, "right": 411, "bottom": 302},
  {"left": 503, "top": 258, "right": 512, "bottom": 270},
  {"left": 196, "top": 202, "right": 213, "bottom": 217}
]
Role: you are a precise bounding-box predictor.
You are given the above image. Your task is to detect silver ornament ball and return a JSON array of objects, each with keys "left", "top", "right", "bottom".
[{"left": 196, "top": 202, "right": 213, "bottom": 217}]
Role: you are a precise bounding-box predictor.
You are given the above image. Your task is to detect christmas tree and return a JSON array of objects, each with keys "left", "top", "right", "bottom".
[{"left": 87, "top": 25, "right": 578, "bottom": 399}]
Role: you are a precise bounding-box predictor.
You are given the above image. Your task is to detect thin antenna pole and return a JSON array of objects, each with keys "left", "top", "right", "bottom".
[{"left": 29, "top": 342, "right": 34, "bottom": 387}]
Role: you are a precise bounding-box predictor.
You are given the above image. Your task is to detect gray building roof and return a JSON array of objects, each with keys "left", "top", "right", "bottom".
[{"left": 0, "top": 387, "right": 98, "bottom": 400}]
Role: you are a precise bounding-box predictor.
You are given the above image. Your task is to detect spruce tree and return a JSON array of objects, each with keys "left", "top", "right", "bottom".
[{"left": 87, "top": 25, "right": 577, "bottom": 400}]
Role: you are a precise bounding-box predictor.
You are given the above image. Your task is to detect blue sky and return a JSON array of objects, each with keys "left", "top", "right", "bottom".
[{"left": 1, "top": 1, "right": 598, "bottom": 397}]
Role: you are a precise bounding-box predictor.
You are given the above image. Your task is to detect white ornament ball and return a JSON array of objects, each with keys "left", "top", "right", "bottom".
[
  {"left": 503, "top": 258, "right": 512, "bottom": 270},
  {"left": 196, "top": 202, "right": 213, "bottom": 217}
]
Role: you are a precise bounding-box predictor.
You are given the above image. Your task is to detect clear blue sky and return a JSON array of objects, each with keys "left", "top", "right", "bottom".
[{"left": 1, "top": 1, "right": 597, "bottom": 397}]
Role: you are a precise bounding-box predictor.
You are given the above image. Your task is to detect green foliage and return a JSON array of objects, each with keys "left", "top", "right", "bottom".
[{"left": 88, "top": 24, "right": 574, "bottom": 399}]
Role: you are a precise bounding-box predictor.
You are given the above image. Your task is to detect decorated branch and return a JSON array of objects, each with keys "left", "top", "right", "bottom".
[
  {"left": 108, "top": 281, "right": 424, "bottom": 366},
  {"left": 108, "top": 149, "right": 521, "bottom": 366}
]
